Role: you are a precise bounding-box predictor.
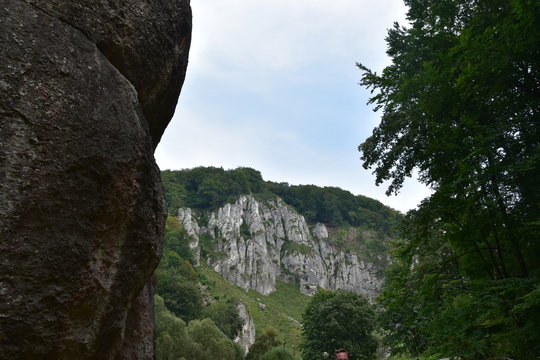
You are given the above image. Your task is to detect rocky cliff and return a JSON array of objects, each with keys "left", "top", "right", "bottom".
[
  {"left": 0, "top": 1, "right": 191, "bottom": 359},
  {"left": 178, "top": 195, "right": 389, "bottom": 300}
]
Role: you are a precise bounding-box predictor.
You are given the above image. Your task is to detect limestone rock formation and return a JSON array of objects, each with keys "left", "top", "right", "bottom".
[
  {"left": 182, "top": 195, "right": 388, "bottom": 300},
  {"left": 0, "top": 1, "right": 191, "bottom": 359},
  {"left": 178, "top": 208, "right": 201, "bottom": 266},
  {"left": 234, "top": 303, "right": 256, "bottom": 354}
]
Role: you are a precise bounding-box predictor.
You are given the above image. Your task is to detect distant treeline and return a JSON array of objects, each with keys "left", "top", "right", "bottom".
[{"left": 161, "top": 167, "right": 402, "bottom": 233}]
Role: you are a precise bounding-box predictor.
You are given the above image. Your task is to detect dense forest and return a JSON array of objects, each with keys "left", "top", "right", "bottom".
[
  {"left": 358, "top": 0, "right": 540, "bottom": 359},
  {"left": 161, "top": 166, "right": 402, "bottom": 233}
]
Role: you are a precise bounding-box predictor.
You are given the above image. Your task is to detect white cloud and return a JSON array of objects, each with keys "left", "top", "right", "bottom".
[
  {"left": 155, "top": 107, "right": 306, "bottom": 171},
  {"left": 189, "top": 0, "right": 408, "bottom": 74},
  {"left": 156, "top": 0, "right": 433, "bottom": 213}
]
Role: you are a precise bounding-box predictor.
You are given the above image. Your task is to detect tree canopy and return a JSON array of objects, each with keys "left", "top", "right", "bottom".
[
  {"left": 202, "top": 299, "right": 244, "bottom": 340},
  {"left": 300, "top": 289, "right": 377, "bottom": 360},
  {"left": 358, "top": 0, "right": 540, "bottom": 358},
  {"left": 156, "top": 218, "right": 203, "bottom": 323},
  {"left": 155, "top": 295, "right": 243, "bottom": 360},
  {"left": 161, "top": 167, "right": 401, "bottom": 232},
  {"left": 246, "top": 327, "right": 284, "bottom": 360}
]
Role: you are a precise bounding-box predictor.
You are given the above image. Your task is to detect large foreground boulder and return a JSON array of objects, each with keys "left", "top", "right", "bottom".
[{"left": 0, "top": 1, "right": 191, "bottom": 359}]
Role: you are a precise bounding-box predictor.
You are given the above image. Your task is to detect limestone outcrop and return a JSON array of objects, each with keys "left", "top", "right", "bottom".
[
  {"left": 180, "top": 195, "right": 388, "bottom": 300},
  {"left": 0, "top": 1, "right": 191, "bottom": 359},
  {"left": 178, "top": 208, "right": 201, "bottom": 266},
  {"left": 234, "top": 303, "right": 256, "bottom": 354}
]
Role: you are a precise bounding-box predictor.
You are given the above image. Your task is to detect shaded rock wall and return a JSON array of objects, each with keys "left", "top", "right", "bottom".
[
  {"left": 23, "top": 0, "right": 192, "bottom": 147},
  {"left": 0, "top": 1, "right": 191, "bottom": 359}
]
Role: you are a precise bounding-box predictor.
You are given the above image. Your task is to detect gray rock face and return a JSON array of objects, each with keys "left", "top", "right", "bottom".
[
  {"left": 0, "top": 1, "right": 190, "bottom": 359},
  {"left": 183, "top": 195, "right": 385, "bottom": 300},
  {"left": 234, "top": 303, "right": 256, "bottom": 354},
  {"left": 178, "top": 208, "right": 201, "bottom": 265},
  {"left": 23, "top": 0, "right": 192, "bottom": 147}
]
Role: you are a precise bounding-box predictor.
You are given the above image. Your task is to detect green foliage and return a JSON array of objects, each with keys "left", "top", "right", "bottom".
[
  {"left": 198, "top": 264, "right": 309, "bottom": 357},
  {"left": 377, "top": 208, "right": 540, "bottom": 358},
  {"left": 155, "top": 295, "right": 191, "bottom": 360},
  {"left": 301, "top": 289, "right": 377, "bottom": 360},
  {"left": 157, "top": 221, "right": 203, "bottom": 323},
  {"left": 259, "top": 346, "right": 295, "bottom": 360},
  {"left": 380, "top": 255, "right": 540, "bottom": 359},
  {"left": 199, "top": 232, "right": 225, "bottom": 260},
  {"left": 159, "top": 249, "right": 198, "bottom": 282},
  {"left": 358, "top": 0, "right": 540, "bottom": 358},
  {"left": 163, "top": 216, "right": 194, "bottom": 263},
  {"left": 161, "top": 167, "right": 402, "bottom": 233},
  {"left": 155, "top": 296, "right": 242, "bottom": 360},
  {"left": 280, "top": 239, "right": 313, "bottom": 256},
  {"left": 203, "top": 299, "right": 244, "bottom": 340},
  {"left": 267, "top": 183, "right": 401, "bottom": 232},
  {"left": 161, "top": 167, "right": 265, "bottom": 213},
  {"left": 157, "top": 271, "right": 203, "bottom": 322},
  {"left": 246, "top": 328, "right": 282, "bottom": 360},
  {"left": 157, "top": 218, "right": 246, "bottom": 358},
  {"left": 325, "top": 228, "right": 391, "bottom": 271},
  {"left": 240, "top": 222, "right": 251, "bottom": 239},
  {"left": 187, "top": 318, "right": 240, "bottom": 360}
]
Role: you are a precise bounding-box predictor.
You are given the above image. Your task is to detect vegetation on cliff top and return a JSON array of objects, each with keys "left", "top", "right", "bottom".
[
  {"left": 161, "top": 167, "right": 402, "bottom": 234},
  {"left": 157, "top": 168, "right": 393, "bottom": 359},
  {"left": 162, "top": 166, "right": 396, "bottom": 284}
]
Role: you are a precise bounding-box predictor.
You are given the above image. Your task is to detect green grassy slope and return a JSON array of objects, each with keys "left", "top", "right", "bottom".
[{"left": 199, "top": 263, "right": 310, "bottom": 358}]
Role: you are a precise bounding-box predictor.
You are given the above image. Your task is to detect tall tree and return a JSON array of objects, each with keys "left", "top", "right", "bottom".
[
  {"left": 246, "top": 328, "right": 283, "bottom": 360},
  {"left": 358, "top": 0, "right": 540, "bottom": 358},
  {"left": 301, "top": 289, "right": 377, "bottom": 360},
  {"left": 203, "top": 299, "right": 244, "bottom": 340}
]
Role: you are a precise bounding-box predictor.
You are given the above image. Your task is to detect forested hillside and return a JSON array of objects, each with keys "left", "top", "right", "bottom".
[
  {"left": 161, "top": 166, "right": 402, "bottom": 233},
  {"left": 155, "top": 167, "right": 401, "bottom": 359}
]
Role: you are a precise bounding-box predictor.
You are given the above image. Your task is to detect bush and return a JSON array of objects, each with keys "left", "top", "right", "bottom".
[
  {"left": 246, "top": 328, "right": 282, "bottom": 360},
  {"left": 157, "top": 274, "right": 203, "bottom": 322},
  {"left": 155, "top": 296, "right": 242, "bottom": 360},
  {"left": 260, "top": 346, "right": 295, "bottom": 360},
  {"left": 301, "top": 289, "right": 377, "bottom": 360},
  {"left": 203, "top": 299, "right": 244, "bottom": 340}
]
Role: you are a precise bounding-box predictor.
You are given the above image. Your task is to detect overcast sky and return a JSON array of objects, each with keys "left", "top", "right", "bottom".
[{"left": 155, "top": 0, "right": 432, "bottom": 213}]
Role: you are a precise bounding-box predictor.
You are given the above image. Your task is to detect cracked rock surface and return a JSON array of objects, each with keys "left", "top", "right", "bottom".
[
  {"left": 179, "top": 195, "right": 386, "bottom": 300},
  {"left": 0, "top": 1, "right": 191, "bottom": 359}
]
